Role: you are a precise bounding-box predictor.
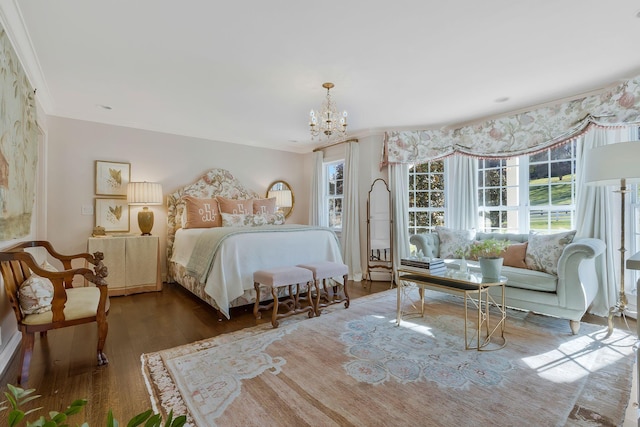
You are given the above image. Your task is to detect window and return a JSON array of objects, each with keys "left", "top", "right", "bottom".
[
  {"left": 408, "top": 161, "right": 445, "bottom": 235},
  {"left": 325, "top": 160, "right": 343, "bottom": 229},
  {"left": 478, "top": 141, "right": 577, "bottom": 234},
  {"left": 408, "top": 141, "right": 577, "bottom": 236}
]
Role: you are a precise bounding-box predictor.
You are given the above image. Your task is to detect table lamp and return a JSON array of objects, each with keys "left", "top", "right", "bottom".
[{"left": 127, "top": 182, "right": 163, "bottom": 235}]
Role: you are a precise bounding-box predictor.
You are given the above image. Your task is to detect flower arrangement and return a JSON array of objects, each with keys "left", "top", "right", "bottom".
[{"left": 468, "top": 238, "right": 509, "bottom": 259}]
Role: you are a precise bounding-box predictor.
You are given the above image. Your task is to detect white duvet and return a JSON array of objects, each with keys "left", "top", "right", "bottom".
[{"left": 171, "top": 226, "right": 343, "bottom": 318}]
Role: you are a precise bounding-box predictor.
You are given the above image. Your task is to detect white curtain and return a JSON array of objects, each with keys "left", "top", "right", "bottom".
[
  {"left": 309, "top": 151, "right": 326, "bottom": 227},
  {"left": 388, "top": 163, "right": 410, "bottom": 283},
  {"left": 342, "top": 142, "right": 362, "bottom": 281},
  {"left": 445, "top": 155, "right": 479, "bottom": 230},
  {"left": 575, "top": 127, "right": 626, "bottom": 316}
]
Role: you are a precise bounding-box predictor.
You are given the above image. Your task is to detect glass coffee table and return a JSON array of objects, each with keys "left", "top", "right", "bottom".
[{"left": 397, "top": 267, "right": 507, "bottom": 351}]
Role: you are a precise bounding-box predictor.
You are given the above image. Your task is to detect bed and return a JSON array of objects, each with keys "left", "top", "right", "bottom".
[{"left": 166, "top": 168, "right": 344, "bottom": 319}]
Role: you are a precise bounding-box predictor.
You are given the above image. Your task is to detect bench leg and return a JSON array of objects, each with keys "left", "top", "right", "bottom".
[
  {"left": 343, "top": 274, "right": 350, "bottom": 309},
  {"left": 271, "top": 285, "right": 280, "bottom": 328}
]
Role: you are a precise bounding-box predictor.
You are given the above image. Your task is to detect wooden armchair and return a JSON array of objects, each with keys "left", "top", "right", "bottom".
[{"left": 0, "top": 241, "right": 109, "bottom": 384}]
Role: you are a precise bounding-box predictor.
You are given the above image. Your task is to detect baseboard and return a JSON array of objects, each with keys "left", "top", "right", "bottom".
[{"left": 0, "top": 331, "right": 20, "bottom": 379}]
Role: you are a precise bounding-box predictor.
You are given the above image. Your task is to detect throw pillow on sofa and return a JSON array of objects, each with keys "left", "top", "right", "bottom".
[
  {"left": 502, "top": 242, "right": 528, "bottom": 268},
  {"left": 525, "top": 230, "right": 576, "bottom": 275},
  {"left": 435, "top": 226, "right": 475, "bottom": 259}
]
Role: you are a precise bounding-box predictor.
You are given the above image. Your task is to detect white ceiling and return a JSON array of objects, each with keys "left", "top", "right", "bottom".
[{"left": 2, "top": 1, "right": 640, "bottom": 153}]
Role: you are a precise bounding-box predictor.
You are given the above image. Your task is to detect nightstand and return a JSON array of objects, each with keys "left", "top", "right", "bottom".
[{"left": 87, "top": 235, "right": 162, "bottom": 296}]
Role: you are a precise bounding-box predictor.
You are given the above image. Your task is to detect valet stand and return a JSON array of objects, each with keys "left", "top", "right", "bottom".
[{"left": 584, "top": 141, "right": 640, "bottom": 338}]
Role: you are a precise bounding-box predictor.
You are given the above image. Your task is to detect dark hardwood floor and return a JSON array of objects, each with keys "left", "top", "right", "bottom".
[{"left": 0, "top": 280, "right": 392, "bottom": 425}]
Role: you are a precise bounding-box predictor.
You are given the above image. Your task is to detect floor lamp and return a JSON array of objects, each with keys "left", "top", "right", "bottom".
[{"left": 584, "top": 140, "right": 640, "bottom": 336}]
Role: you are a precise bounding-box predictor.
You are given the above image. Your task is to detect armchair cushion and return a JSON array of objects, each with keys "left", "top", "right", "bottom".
[{"left": 22, "top": 287, "right": 102, "bottom": 326}]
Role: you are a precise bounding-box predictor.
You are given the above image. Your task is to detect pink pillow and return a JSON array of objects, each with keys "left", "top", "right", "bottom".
[
  {"left": 183, "top": 196, "right": 221, "bottom": 228},
  {"left": 216, "top": 196, "right": 253, "bottom": 215},
  {"left": 253, "top": 198, "right": 276, "bottom": 214},
  {"left": 503, "top": 242, "right": 528, "bottom": 268}
]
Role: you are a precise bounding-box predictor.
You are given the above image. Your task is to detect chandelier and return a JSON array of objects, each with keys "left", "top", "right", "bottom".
[{"left": 309, "top": 82, "right": 348, "bottom": 140}]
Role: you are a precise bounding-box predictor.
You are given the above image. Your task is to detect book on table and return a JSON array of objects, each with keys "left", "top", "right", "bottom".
[{"left": 400, "top": 258, "right": 446, "bottom": 275}]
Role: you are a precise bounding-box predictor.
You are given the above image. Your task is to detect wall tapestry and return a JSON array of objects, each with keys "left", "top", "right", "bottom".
[
  {"left": 383, "top": 74, "right": 640, "bottom": 165},
  {"left": 0, "top": 24, "right": 39, "bottom": 240}
]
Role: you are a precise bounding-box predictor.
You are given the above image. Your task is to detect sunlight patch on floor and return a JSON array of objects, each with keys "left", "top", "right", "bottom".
[{"left": 521, "top": 328, "right": 635, "bottom": 382}]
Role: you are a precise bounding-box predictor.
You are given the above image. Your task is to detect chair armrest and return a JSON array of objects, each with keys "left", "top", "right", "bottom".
[
  {"left": 557, "top": 237, "right": 606, "bottom": 278},
  {"left": 25, "top": 240, "right": 103, "bottom": 269},
  {"left": 556, "top": 237, "right": 606, "bottom": 310}
]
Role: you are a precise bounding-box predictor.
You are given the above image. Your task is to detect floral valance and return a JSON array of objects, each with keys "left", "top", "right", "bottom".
[{"left": 383, "top": 74, "right": 640, "bottom": 165}]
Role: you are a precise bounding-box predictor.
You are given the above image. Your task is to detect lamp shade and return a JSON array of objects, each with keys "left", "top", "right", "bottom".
[
  {"left": 268, "top": 189, "right": 293, "bottom": 208},
  {"left": 584, "top": 141, "right": 640, "bottom": 185},
  {"left": 127, "top": 182, "right": 163, "bottom": 205}
]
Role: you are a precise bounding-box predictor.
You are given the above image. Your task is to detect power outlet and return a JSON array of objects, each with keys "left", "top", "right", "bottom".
[{"left": 81, "top": 205, "right": 94, "bottom": 215}]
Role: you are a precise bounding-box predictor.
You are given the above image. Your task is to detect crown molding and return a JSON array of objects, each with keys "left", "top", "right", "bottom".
[{"left": 0, "top": 0, "right": 52, "bottom": 112}]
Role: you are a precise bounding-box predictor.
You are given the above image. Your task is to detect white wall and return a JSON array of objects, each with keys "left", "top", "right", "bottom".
[{"left": 46, "top": 117, "right": 311, "bottom": 277}]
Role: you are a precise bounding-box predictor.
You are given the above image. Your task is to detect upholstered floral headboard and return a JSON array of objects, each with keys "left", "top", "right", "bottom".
[{"left": 166, "top": 168, "right": 259, "bottom": 260}]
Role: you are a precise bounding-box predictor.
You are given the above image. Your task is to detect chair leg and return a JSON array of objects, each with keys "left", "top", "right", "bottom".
[
  {"left": 97, "top": 318, "right": 109, "bottom": 366},
  {"left": 18, "top": 332, "right": 35, "bottom": 385},
  {"left": 343, "top": 274, "right": 350, "bottom": 309}
]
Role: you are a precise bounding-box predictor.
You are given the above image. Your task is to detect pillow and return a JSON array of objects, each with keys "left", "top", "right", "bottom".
[
  {"left": 435, "top": 226, "right": 476, "bottom": 259},
  {"left": 216, "top": 196, "right": 253, "bottom": 215},
  {"left": 252, "top": 212, "right": 286, "bottom": 226},
  {"left": 502, "top": 242, "right": 528, "bottom": 269},
  {"left": 221, "top": 212, "right": 249, "bottom": 227},
  {"left": 183, "top": 196, "right": 221, "bottom": 228},
  {"left": 18, "top": 275, "right": 54, "bottom": 315},
  {"left": 253, "top": 198, "right": 277, "bottom": 215},
  {"left": 525, "top": 230, "right": 576, "bottom": 275}
]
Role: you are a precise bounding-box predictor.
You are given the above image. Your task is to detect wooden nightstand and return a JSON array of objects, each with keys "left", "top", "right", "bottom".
[{"left": 87, "top": 235, "right": 162, "bottom": 296}]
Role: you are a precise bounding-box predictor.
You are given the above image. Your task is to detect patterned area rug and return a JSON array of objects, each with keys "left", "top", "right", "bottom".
[{"left": 141, "top": 289, "right": 636, "bottom": 427}]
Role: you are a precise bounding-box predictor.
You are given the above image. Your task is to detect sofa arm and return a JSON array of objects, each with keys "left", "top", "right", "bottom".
[
  {"left": 409, "top": 233, "right": 440, "bottom": 259},
  {"left": 556, "top": 237, "right": 606, "bottom": 311}
]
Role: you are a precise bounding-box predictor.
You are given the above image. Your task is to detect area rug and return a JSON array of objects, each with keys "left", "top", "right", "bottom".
[{"left": 141, "top": 289, "right": 636, "bottom": 427}]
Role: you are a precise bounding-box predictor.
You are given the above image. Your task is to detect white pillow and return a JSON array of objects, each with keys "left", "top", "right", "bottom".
[{"left": 435, "top": 226, "right": 476, "bottom": 259}]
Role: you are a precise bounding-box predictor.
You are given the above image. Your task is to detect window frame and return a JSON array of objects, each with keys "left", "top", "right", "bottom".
[{"left": 324, "top": 159, "right": 344, "bottom": 231}]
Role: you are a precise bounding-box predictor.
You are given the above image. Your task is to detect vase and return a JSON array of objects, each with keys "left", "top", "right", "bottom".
[{"left": 478, "top": 257, "right": 503, "bottom": 280}]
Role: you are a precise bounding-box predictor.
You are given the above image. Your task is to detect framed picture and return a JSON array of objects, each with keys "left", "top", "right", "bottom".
[
  {"left": 95, "top": 198, "right": 130, "bottom": 232},
  {"left": 95, "top": 160, "right": 130, "bottom": 196}
]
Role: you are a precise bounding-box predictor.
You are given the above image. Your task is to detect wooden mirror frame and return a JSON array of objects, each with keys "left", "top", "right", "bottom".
[{"left": 266, "top": 180, "right": 294, "bottom": 219}]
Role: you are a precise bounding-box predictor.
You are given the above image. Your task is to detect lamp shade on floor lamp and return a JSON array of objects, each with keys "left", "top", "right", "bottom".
[{"left": 127, "top": 182, "right": 163, "bottom": 235}]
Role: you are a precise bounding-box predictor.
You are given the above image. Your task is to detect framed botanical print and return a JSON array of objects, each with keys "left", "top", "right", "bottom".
[
  {"left": 95, "top": 160, "right": 130, "bottom": 197},
  {"left": 95, "top": 198, "right": 130, "bottom": 232}
]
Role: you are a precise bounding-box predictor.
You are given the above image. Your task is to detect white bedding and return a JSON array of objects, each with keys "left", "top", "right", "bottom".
[{"left": 171, "top": 226, "right": 343, "bottom": 318}]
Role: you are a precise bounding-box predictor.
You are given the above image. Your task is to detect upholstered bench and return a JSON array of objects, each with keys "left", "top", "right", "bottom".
[
  {"left": 297, "top": 261, "right": 349, "bottom": 316},
  {"left": 253, "top": 266, "right": 315, "bottom": 328}
]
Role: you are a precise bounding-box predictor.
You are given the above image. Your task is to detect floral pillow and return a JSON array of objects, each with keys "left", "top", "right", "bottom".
[
  {"left": 252, "top": 212, "right": 285, "bottom": 226},
  {"left": 18, "top": 274, "right": 54, "bottom": 315},
  {"left": 435, "top": 226, "right": 476, "bottom": 259},
  {"left": 525, "top": 230, "right": 576, "bottom": 275},
  {"left": 221, "top": 213, "right": 249, "bottom": 227}
]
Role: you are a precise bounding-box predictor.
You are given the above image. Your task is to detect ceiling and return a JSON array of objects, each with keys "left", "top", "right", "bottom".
[{"left": 2, "top": 1, "right": 640, "bottom": 153}]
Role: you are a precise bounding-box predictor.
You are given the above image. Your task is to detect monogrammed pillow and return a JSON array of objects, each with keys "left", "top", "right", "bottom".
[
  {"left": 253, "top": 198, "right": 277, "bottom": 214},
  {"left": 182, "top": 196, "right": 221, "bottom": 228},
  {"left": 216, "top": 196, "right": 253, "bottom": 215}
]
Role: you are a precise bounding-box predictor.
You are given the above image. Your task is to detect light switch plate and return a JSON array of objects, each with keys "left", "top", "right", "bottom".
[{"left": 81, "top": 205, "right": 94, "bottom": 215}]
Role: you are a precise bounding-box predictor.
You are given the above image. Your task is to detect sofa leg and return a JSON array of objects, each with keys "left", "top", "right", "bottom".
[{"left": 569, "top": 320, "right": 580, "bottom": 335}]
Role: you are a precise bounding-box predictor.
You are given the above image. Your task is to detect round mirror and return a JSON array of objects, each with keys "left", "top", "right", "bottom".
[{"left": 266, "top": 180, "right": 294, "bottom": 219}]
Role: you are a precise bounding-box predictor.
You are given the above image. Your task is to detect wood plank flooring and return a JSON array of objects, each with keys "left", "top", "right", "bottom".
[
  {"left": 0, "top": 280, "right": 392, "bottom": 425},
  {"left": 0, "top": 280, "right": 634, "bottom": 425}
]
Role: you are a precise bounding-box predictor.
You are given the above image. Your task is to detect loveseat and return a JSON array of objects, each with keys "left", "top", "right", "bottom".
[{"left": 409, "top": 229, "right": 606, "bottom": 334}]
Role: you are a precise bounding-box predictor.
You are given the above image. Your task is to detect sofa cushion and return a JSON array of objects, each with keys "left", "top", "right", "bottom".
[
  {"left": 525, "top": 230, "right": 576, "bottom": 275},
  {"left": 503, "top": 242, "right": 528, "bottom": 269},
  {"left": 435, "top": 226, "right": 475, "bottom": 259}
]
